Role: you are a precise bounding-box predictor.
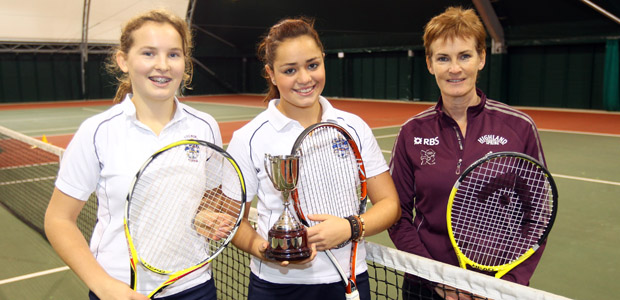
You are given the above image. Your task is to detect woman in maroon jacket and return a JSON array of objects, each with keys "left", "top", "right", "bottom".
[{"left": 388, "top": 6, "right": 548, "bottom": 300}]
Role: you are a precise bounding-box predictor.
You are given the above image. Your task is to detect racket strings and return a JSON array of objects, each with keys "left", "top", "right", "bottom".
[
  {"left": 451, "top": 156, "right": 554, "bottom": 267},
  {"left": 128, "top": 144, "right": 243, "bottom": 273},
  {"left": 295, "top": 127, "right": 361, "bottom": 232}
]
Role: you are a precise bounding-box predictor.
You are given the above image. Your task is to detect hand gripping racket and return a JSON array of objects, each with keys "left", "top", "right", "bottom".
[
  {"left": 124, "top": 140, "right": 246, "bottom": 298},
  {"left": 291, "top": 122, "right": 368, "bottom": 300},
  {"left": 447, "top": 151, "right": 558, "bottom": 279}
]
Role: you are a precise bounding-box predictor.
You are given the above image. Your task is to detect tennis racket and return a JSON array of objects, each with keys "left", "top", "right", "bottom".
[
  {"left": 447, "top": 151, "right": 558, "bottom": 279},
  {"left": 291, "top": 122, "right": 367, "bottom": 300},
  {"left": 124, "top": 140, "right": 246, "bottom": 298}
]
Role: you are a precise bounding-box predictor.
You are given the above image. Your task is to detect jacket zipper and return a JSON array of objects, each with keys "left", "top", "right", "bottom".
[{"left": 453, "top": 126, "right": 463, "bottom": 175}]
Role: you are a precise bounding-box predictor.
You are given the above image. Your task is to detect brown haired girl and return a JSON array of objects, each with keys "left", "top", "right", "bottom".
[{"left": 228, "top": 17, "right": 400, "bottom": 300}]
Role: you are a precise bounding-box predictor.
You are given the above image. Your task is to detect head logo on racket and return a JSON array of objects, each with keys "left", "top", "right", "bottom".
[{"left": 447, "top": 151, "right": 558, "bottom": 279}]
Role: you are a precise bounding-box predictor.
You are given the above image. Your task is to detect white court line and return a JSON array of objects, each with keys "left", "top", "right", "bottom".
[
  {"left": 82, "top": 107, "right": 105, "bottom": 113},
  {"left": 218, "top": 114, "right": 260, "bottom": 122},
  {"left": 552, "top": 174, "right": 620, "bottom": 186},
  {"left": 184, "top": 99, "right": 265, "bottom": 109},
  {"left": 19, "top": 126, "right": 79, "bottom": 135},
  {"left": 0, "top": 176, "right": 56, "bottom": 186},
  {"left": 0, "top": 266, "right": 69, "bottom": 285},
  {"left": 539, "top": 128, "right": 620, "bottom": 138},
  {"left": 375, "top": 133, "right": 397, "bottom": 139}
]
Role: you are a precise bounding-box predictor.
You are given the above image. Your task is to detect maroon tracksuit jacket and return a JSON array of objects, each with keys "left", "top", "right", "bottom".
[{"left": 388, "top": 89, "right": 547, "bottom": 285}]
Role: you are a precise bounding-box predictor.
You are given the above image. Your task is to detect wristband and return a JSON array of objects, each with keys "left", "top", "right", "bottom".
[{"left": 345, "top": 215, "right": 361, "bottom": 241}]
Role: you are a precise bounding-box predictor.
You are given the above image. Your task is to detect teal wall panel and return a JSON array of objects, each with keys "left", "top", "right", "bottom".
[
  {"left": 0, "top": 42, "right": 610, "bottom": 110},
  {"left": 361, "top": 56, "right": 373, "bottom": 98},
  {"left": 564, "top": 46, "right": 596, "bottom": 109},
  {"left": 246, "top": 58, "right": 267, "bottom": 96},
  {"left": 323, "top": 55, "right": 342, "bottom": 97},
  {"left": 349, "top": 57, "right": 363, "bottom": 99},
  {"left": 34, "top": 56, "right": 55, "bottom": 101},
  {"left": 0, "top": 56, "right": 22, "bottom": 101},
  {"left": 398, "top": 55, "right": 412, "bottom": 100},
  {"left": 0, "top": 53, "right": 112, "bottom": 102},
  {"left": 373, "top": 56, "right": 386, "bottom": 99},
  {"left": 509, "top": 48, "right": 546, "bottom": 106},
  {"left": 507, "top": 44, "right": 605, "bottom": 109},
  {"left": 385, "top": 55, "right": 398, "bottom": 99},
  {"left": 591, "top": 48, "right": 606, "bottom": 110},
  {"left": 19, "top": 55, "right": 39, "bottom": 102}
]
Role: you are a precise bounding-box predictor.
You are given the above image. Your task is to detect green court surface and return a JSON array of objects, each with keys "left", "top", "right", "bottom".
[{"left": 1, "top": 98, "right": 619, "bottom": 299}]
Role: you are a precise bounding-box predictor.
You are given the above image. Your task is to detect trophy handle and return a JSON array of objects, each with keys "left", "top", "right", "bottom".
[{"left": 264, "top": 154, "right": 278, "bottom": 188}]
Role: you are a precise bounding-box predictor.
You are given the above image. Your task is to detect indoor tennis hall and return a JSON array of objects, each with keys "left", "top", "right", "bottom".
[{"left": 1, "top": 1, "right": 619, "bottom": 299}]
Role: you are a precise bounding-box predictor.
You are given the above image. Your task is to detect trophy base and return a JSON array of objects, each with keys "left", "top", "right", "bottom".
[{"left": 265, "top": 227, "right": 311, "bottom": 261}]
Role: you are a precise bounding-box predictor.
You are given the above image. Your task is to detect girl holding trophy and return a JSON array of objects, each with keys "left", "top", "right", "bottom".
[{"left": 228, "top": 17, "right": 400, "bottom": 300}]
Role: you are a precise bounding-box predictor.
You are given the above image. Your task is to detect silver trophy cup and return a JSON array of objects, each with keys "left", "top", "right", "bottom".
[{"left": 264, "top": 154, "right": 310, "bottom": 261}]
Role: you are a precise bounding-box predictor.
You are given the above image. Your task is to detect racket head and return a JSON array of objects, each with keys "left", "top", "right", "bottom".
[
  {"left": 290, "top": 122, "right": 367, "bottom": 248},
  {"left": 124, "top": 140, "right": 246, "bottom": 293},
  {"left": 447, "top": 151, "right": 558, "bottom": 276}
]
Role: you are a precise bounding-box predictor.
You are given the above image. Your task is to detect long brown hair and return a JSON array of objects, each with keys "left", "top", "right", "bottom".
[
  {"left": 106, "top": 9, "right": 194, "bottom": 103},
  {"left": 256, "top": 17, "right": 324, "bottom": 102}
]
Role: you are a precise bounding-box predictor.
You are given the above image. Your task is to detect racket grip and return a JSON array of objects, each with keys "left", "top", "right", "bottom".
[{"left": 345, "top": 290, "right": 360, "bottom": 300}]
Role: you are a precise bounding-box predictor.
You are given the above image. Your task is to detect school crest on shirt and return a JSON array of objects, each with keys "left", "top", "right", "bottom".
[
  {"left": 332, "top": 137, "right": 350, "bottom": 158},
  {"left": 420, "top": 149, "right": 436, "bottom": 165},
  {"left": 185, "top": 144, "right": 200, "bottom": 162}
]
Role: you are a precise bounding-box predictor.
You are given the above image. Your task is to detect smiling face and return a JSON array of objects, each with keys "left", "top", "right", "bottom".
[
  {"left": 426, "top": 36, "right": 486, "bottom": 102},
  {"left": 116, "top": 21, "right": 185, "bottom": 104},
  {"left": 265, "top": 35, "right": 325, "bottom": 117}
]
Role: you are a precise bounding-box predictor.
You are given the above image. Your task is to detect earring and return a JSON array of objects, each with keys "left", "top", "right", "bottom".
[{"left": 272, "top": 80, "right": 276, "bottom": 86}]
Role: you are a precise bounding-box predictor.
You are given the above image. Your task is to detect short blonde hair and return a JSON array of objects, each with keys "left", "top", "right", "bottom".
[{"left": 423, "top": 7, "right": 486, "bottom": 58}]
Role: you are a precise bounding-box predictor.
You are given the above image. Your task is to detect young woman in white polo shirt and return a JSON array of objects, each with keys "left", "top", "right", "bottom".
[
  {"left": 44, "top": 9, "right": 222, "bottom": 300},
  {"left": 227, "top": 18, "right": 401, "bottom": 300}
]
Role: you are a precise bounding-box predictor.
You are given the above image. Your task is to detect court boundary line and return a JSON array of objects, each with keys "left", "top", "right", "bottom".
[
  {"left": 539, "top": 128, "right": 620, "bottom": 138},
  {"left": 0, "top": 266, "right": 70, "bottom": 286},
  {"left": 552, "top": 174, "right": 620, "bottom": 186}
]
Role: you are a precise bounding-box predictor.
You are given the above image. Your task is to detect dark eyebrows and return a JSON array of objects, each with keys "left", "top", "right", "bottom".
[
  {"left": 306, "top": 56, "right": 321, "bottom": 63},
  {"left": 138, "top": 46, "right": 183, "bottom": 52},
  {"left": 434, "top": 49, "right": 474, "bottom": 57},
  {"left": 278, "top": 56, "right": 321, "bottom": 68}
]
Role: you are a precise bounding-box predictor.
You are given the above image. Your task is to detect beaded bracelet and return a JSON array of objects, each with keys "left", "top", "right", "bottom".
[{"left": 357, "top": 215, "right": 366, "bottom": 241}]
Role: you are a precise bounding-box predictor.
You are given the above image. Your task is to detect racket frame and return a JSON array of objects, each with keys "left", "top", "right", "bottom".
[
  {"left": 446, "top": 151, "right": 558, "bottom": 278},
  {"left": 290, "top": 122, "right": 368, "bottom": 297},
  {"left": 124, "top": 139, "right": 246, "bottom": 297}
]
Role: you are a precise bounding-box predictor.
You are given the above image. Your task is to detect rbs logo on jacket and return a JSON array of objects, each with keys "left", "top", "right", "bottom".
[{"left": 414, "top": 136, "right": 439, "bottom": 146}]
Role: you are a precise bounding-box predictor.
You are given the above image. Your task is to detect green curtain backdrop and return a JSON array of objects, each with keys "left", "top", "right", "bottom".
[{"left": 603, "top": 39, "right": 619, "bottom": 111}]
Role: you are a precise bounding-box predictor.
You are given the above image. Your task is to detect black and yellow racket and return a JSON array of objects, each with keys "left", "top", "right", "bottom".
[
  {"left": 447, "top": 151, "right": 558, "bottom": 279},
  {"left": 291, "top": 122, "right": 368, "bottom": 300},
  {"left": 124, "top": 140, "right": 245, "bottom": 298}
]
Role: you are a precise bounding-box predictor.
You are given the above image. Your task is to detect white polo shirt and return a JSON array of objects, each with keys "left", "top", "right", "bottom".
[
  {"left": 226, "top": 96, "right": 388, "bottom": 284},
  {"left": 55, "top": 94, "right": 222, "bottom": 296}
]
